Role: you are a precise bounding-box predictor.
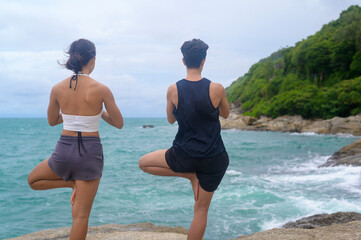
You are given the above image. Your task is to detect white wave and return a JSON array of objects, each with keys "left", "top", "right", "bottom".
[
  {"left": 290, "top": 132, "right": 318, "bottom": 136},
  {"left": 260, "top": 217, "right": 290, "bottom": 230},
  {"left": 260, "top": 196, "right": 361, "bottom": 231},
  {"left": 227, "top": 169, "right": 243, "bottom": 176}
]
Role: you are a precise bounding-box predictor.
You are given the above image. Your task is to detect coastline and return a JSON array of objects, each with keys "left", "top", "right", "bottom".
[
  {"left": 8, "top": 214, "right": 361, "bottom": 240},
  {"left": 220, "top": 111, "right": 361, "bottom": 136}
]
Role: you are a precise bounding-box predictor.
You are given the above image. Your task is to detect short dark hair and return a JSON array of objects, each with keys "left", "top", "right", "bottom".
[
  {"left": 62, "top": 39, "right": 96, "bottom": 73},
  {"left": 181, "top": 39, "right": 209, "bottom": 69}
]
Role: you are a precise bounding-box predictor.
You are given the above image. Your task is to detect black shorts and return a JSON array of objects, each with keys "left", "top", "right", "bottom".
[{"left": 165, "top": 147, "right": 229, "bottom": 192}]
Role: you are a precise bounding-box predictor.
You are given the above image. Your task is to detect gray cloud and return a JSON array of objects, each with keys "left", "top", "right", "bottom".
[{"left": 0, "top": 0, "right": 359, "bottom": 117}]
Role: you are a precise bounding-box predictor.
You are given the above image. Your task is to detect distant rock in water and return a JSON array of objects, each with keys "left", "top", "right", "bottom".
[
  {"left": 319, "top": 139, "right": 361, "bottom": 167},
  {"left": 283, "top": 212, "right": 361, "bottom": 229},
  {"left": 142, "top": 125, "right": 154, "bottom": 128}
]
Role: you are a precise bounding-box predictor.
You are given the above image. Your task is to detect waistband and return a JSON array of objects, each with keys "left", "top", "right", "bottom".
[{"left": 60, "top": 135, "right": 101, "bottom": 141}]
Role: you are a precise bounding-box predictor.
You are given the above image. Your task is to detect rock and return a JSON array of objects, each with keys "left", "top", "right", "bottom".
[
  {"left": 283, "top": 212, "right": 361, "bottom": 229},
  {"left": 236, "top": 212, "right": 361, "bottom": 240},
  {"left": 220, "top": 113, "right": 248, "bottom": 129},
  {"left": 143, "top": 125, "right": 154, "bottom": 128},
  {"left": 319, "top": 139, "right": 361, "bottom": 167},
  {"left": 235, "top": 221, "right": 361, "bottom": 240},
  {"left": 243, "top": 116, "right": 258, "bottom": 125},
  {"left": 6, "top": 223, "right": 188, "bottom": 240},
  {"left": 301, "top": 120, "right": 332, "bottom": 134},
  {"left": 330, "top": 117, "right": 361, "bottom": 135},
  {"left": 220, "top": 112, "right": 361, "bottom": 136}
]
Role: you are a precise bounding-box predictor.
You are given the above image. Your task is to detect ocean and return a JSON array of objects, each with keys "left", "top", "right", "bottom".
[{"left": 0, "top": 118, "right": 360, "bottom": 240}]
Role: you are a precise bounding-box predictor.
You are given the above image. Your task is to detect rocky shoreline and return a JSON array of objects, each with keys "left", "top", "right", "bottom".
[
  {"left": 8, "top": 213, "right": 361, "bottom": 240},
  {"left": 220, "top": 112, "right": 361, "bottom": 136}
]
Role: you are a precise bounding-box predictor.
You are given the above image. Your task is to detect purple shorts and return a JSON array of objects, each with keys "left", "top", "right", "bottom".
[{"left": 48, "top": 135, "right": 103, "bottom": 181}]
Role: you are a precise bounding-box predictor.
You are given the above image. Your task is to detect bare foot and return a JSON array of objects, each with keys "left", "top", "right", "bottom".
[
  {"left": 70, "top": 182, "right": 76, "bottom": 206},
  {"left": 190, "top": 174, "right": 199, "bottom": 201}
]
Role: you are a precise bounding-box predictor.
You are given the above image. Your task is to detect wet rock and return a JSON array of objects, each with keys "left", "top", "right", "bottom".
[
  {"left": 142, "top": 125, "right": 154, "bottom": 128},
  {"left": 319, "top": 139, "right": 361, "bottom": 167},
  {"left": 236, "top": 220, "right": 361, "bottom": 240},
  {"left": 283, "top": 212, "right": 361, "bottom": 229}
]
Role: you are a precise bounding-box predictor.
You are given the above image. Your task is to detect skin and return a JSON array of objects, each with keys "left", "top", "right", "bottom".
[
  {"left": 139, "top": 57, "right": 229, "bottom": 240},
  {"left": 27, "top": 56, "right": 123, "bottom": 240}
]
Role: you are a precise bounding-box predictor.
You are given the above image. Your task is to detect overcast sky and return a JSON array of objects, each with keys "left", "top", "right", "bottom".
[{"left": 0, "top": 0, "right": 359, "bottom": 118}]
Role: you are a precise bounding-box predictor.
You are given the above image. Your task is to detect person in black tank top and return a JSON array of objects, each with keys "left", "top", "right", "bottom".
[{"left": 139, "top": 39, "right": 230, "bottom": 240}]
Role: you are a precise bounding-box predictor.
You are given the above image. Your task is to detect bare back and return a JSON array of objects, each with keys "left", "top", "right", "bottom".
[
  {"left": 55, "top": 76, "right": 104, "bottom": 116},
  {"left": 48, "top": 75, "right": 123, "bottom": 136}
]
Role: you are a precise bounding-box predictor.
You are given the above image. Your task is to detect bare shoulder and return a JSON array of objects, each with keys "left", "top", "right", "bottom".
[
  {"left": 168, "top": 83, "right": 177, "bottom": 92},
  {"left": 167, "top": 83, "right": 177, "bottom": 96},
  {"left": 210, "top": 82, "right": 225, "bottom": 94},
  {"left": 51, "top": 79, "right": 69, "bottom": 94},
  {"left": 95, "top": 80, "right": 110, "bottom": 92}
]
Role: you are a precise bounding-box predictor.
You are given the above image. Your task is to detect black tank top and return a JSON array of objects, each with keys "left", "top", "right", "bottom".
[{"left": 172, "top": 78, "right": 225, "bottom": 158}]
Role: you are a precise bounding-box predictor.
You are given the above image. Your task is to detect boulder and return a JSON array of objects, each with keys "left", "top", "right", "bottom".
[
  {"left": 243, "top": 116, "right": 258, "bottom": 126},
  {"left": 236, "top": 212, "right": 361, "bottom": 240},
  {"left": 319, "top": 139, "right": 361, "bottom": 167},
  {"left": 301, "top": 120, "right": 332, "bottom": 134},
  {"left": 236, "top": 221, "right": 361, "bottom": 240},
  {"left": 330, "top": 117, "right": 361, "bottom": 135},
  {"left": 283, "top": 212, "right": 361, "bottom": 229}
]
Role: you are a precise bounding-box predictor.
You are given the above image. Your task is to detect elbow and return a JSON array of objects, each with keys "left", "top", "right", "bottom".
[
  {"left": 220, "top": 111, "right": 230, "bottom": 119},
  {"left": 48, "top": 120, "right": 56, "bottom": 126},
  {"left": 223, "top": 111, "right": 230, "bottom": 119},
  {"left": 167, "top": 118, "right": 176, "bottom": 124},
  {"left": 116, "top": 120, "right": 124, "bottom": 129}
]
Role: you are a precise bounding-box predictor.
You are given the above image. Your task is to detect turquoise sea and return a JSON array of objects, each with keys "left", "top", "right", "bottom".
[{"left": 1, "top": 118, "right": 361, "bottom": 240}]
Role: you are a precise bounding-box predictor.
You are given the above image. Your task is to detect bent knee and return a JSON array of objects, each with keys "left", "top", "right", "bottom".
[
  {"left": 27, "top": 174, "right": 36, "bottom": 189},
  {"left": 138, "top": 156, "right": 148, "bottom": 171}
]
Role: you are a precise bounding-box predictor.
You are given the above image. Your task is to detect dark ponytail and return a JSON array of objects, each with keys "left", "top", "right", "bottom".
[
  {"left": 62, "top": 39, "right": 96, "bottom": 73},
  {"left": 59, "top": 39, "right": 96, "bottom": 90}
]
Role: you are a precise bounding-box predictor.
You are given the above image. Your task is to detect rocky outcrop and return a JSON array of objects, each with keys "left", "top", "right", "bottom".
[
  {"left": 283, "top": 212, "right": 361, "bottom": 229},
  {"left": 236, "top": 212, "right": 361, "bottom": 240},
  {"left": 10, "top": 213, "right": 361, "bottom": 240},
  {"left": 319, "top": 139, "right": 361, "bottom": 167},
  {"left": 220, "top": 112, "right": 361, "bottom": 136},
  {"left": 6, "top": 223, "right": 188, "bottom": 240},
  {"left": 236, "top": 221, "right": 361, "bottom": 240}
]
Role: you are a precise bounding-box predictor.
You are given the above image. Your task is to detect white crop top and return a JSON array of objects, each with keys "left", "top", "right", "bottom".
[{"left": 62, "top": 110, "right": 102, "bottom": 132}]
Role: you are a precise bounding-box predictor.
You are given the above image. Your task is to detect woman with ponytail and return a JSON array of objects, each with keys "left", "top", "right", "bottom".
[{"left": 27, "top": 39, "right": 123, "bottom": 240}]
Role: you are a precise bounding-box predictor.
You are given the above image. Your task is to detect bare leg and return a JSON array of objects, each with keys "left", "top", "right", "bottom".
[
  {"left": 28, "top": 159, "right": 74, "bottom": 190},
  {"left": 70, "top": 178, "right": 100, "bottom": 240},
  {"left": 188, "top": 186, "right": 214, "bottom": 240},
  {"left": 139, "top": 149, "right": 199, "bottom": 201}
]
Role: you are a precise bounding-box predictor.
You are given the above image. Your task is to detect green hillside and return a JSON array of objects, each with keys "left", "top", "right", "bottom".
[{"left": 226, "top": 5, "right": 361, "bottom": 119}]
